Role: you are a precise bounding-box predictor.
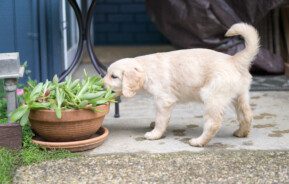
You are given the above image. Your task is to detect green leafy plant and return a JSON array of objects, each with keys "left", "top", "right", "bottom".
[
  {"left": 11, "top": 72, "right": 115, "bottom": 126},
  {"left": 0, "top": 124, "right": 76, "bottom": 183},
  {"left": 0, "top": 79, "right": 7, "bottom": 124},
  {"left": 0, "top": 148, "right": 18, "bottom": 183},
  {"left": 0, "top": 62, "right": 30, "bottom": 124},
  {"left": 0, "top": 99, "right": 7, "bottom": 124}
]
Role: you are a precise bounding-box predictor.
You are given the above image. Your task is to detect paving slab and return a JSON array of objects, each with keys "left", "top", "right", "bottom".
[{"left": 14, "top": 151, "right": 289, "bottom": 184}]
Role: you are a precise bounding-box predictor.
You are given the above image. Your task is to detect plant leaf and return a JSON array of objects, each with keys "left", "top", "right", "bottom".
[
  {"left": 42, "top": 80, "right": 50, "bottom": 94},
  {"left": 66, "top": 75, "right": 72, "bottom": 87},
  {"left": 20, "top": 110, "right": 30, "bottom": 126},
  {"left": 95, "top": 99, "right": 109, "bottom": 105},
  {"left": 83, "top": 69, "right": 88, "bottom": 80},
  {"left": 11, "top": 105, "right": 29, "bottom": 122},
  {"left": 30, "top": 102, "right": 50, "bottom": 109},
  {"left": 91, "top": 85, "right": 102, "bottom": 91},
  {"left": 55, "top": 107, "right": 62, "bottom": 119},
  {"left": 76, "top": 81, "right": 89, "bottom": 98},
  {"left": 105, "top": 88, "right": 112, "bottom": 99},
  {"left": 79, "top": 91, "right": 106, "bottom": 100},
  {"left": 69, "top": 79, "right": 80, "bottom": 89},
  {"left": 51, "top": 102, "right": 62, "bottom": 119},
  {"left": 78, "top": 100, "right": 88, "bottom": 108},
  {"left": 30, "top": 82, "right": 43, "bottom": 101},
  {"left": 53, "top": 75, "right": 59, "bottom": 84},
  {"left": 27, "top": 80, "right": 37, "bottom": 88},
  {"left": 56, "top": 87, "right": 64, "bottom": 108}
]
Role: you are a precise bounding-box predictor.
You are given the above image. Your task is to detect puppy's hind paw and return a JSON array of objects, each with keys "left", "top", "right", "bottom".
[
  {"left": 233, "top": 129, "right": 249, "bottom": 138},
  {"left": 144, "top": 130, "right": 163, "bottom": 140},
  {"left": 189, "top": 138, "right": 206, "bottom": 147}
]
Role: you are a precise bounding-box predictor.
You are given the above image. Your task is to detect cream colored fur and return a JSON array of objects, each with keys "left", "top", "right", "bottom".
[{"left": 104, "top": 23, "right": 260, "bottom": 147}]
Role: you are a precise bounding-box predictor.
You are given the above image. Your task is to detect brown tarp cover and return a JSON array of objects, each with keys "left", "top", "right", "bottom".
[{"left": 146, "top": 0, "right": 288, "bottom": 74}]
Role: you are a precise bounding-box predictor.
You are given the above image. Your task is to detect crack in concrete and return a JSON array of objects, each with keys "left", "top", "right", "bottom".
[
  {"left": 254, "top": 113, "right": 276, "bottom": 120},
  {"left": 253, "top": 124, "right": 275, "bottom": 129},
  {"left": 135, "top": 137, "right": 146, "bottom": 141},
  {"left": 205, "top": 143, "right": 234, "bottom": 149},
  {"left": 186, "top": 124, "right": 199, "bottom": 129},
  {"left": 268, "top": 129, "right": 289, "bottom": 137},
  {"left": 251, "top": 96, "right": 261, "bottom": 99},
  {"left": 172, "top": 129, "right": 186, "bottom": 136}
]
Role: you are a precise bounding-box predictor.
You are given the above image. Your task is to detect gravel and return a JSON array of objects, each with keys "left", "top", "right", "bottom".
[{"left": 14, "top": 150, "right": 289, "bottom": 184}]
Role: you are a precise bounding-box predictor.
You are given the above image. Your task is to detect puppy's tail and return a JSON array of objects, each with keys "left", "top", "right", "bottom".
[{"left": 225, "top": 23, "right": 260, "bottom": 70}]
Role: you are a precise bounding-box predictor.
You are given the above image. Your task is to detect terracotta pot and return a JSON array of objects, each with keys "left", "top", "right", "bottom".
[
  {"left": 29, "top": 104, "right": 109, "bottom": 142},
  {"left": 0, "top": 123, "right": 22, "bottom": 150}
]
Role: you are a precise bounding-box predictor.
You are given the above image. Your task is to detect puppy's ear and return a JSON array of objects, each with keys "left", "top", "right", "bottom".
[{"left": 122, "top": 66, "right": 145, "bottom": 98}]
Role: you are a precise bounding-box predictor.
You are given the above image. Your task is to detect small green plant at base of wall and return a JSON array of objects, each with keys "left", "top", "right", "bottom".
[
  {"left": 0, "top": 80, "right": 7, "bottom": 124},
  {"left": 0, "top": 124, "right": 77, "bottom": 183}
]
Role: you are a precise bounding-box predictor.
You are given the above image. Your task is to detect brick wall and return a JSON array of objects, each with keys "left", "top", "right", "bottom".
[{"left": 93, "top": 0, "right": 169, "bottom": 45}]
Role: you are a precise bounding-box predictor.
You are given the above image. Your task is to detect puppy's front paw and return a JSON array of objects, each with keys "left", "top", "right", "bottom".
[
  {"left": 144, "top": 130, "right": 163, "bottom": 140},
  {"left": 189, "top": 138, "right": 206, "bottom": 147}
]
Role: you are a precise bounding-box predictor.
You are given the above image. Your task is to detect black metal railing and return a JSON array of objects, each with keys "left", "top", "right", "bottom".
[{"left": 60, "top": 0, "right": 120, "bottom": 118}]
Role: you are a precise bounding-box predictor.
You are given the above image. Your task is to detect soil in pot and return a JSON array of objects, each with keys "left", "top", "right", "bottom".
[{"left": 29, "top": 104, "right": 109, "bottom": 142}]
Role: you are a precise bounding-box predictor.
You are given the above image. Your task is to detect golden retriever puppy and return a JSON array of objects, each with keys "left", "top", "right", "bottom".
[{"left": 104, "top": 23, "right": 259, "bottom": 147}]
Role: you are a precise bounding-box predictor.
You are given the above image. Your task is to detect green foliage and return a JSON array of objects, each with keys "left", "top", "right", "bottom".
[
  {"left": 11, "top": 73, "right": 116, "bottom": 126},
  {"left": 20, "top": 125, "right": 75, "bottom": 165},
  {"left": 0, "top": 80, "right": 7, "bottom": 124},
  {"left": 1, "top": 61, "right": 31, "bottom": 125},
  {"left": 0, "top": 124, "right": 76, "bottom": 183},
  {"left": 0, "top": 148, "right": 18, "bottom": 183},
  {"left": 0, "top": 79, "right": 4, "bottom": 96}
]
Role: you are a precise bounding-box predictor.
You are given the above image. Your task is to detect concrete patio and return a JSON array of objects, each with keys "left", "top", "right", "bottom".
[
  {"left": 86, "top": 91, "right": 289, "bottom": 154},
  {"left": 13, "top": 46, "right": 289, "bottom": 183}
]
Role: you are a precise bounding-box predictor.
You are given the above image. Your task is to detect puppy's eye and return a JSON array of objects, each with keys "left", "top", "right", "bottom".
[{"left": 111, "top": 74, "right": 118, "bottom": 79}]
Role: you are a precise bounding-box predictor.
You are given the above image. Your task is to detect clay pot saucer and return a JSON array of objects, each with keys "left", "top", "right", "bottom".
[{"left": 32, "top": 127, "right": 109, "bottom": 152}]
